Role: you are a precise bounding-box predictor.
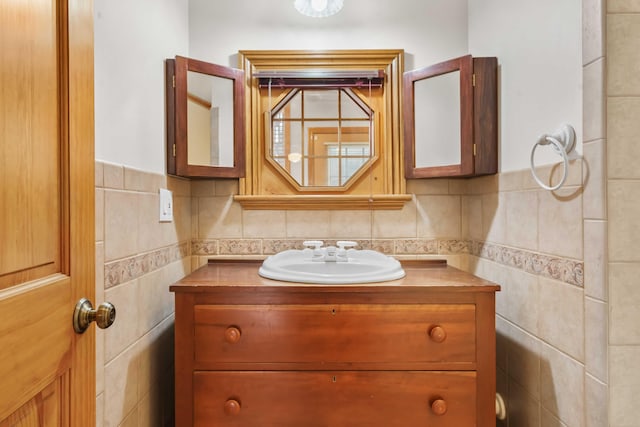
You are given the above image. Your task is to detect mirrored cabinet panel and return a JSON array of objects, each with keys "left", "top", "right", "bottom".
[
  {"left": 403, "top": 55, "right": 497, "bottom": 178},
  {"left": 165, "top": 56, "right": 245, "bottom": 178}
]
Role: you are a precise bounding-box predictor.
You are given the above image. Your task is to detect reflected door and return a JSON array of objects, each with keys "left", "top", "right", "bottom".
[{"left": 0, "top": 0, "right": 95, "bottom": 425}]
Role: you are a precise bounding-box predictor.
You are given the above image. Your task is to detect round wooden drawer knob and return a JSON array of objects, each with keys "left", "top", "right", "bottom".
[
  {"left": 224, "top": 326, "right": 241, "bottom": 344},
  {"left": 429, "top": 325, "right": 447, "bottom": 343},
  {"left": 431, "top": 398, "right": 448, "bottom": 416},
  {"left": 224, "top": 399, "right": 241, "bottom": 415}
]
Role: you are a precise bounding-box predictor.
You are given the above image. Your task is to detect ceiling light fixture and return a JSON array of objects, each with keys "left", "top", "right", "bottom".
[{"left": 294, "top": 0, "right": 344, "bottom": 18}]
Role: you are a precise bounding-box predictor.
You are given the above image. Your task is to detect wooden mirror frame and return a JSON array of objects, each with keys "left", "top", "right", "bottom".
[
  {"left": 166, "top": 56, "right": 246, "bottom": 178},
  {"left": 235, "top": 49, "right": 411, "bottom": 210},
  {"left": 403, "top": 55, "right": 498, "bottom": 178}
]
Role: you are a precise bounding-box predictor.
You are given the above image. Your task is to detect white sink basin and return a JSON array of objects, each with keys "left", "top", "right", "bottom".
[{"left": 258, "top": 248, "right": 405, "bottom": 284}]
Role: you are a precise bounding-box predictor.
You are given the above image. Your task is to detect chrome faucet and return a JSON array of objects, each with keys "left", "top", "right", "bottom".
[{"left": 303, "top": 240, "right": 357, "bottom": 262}]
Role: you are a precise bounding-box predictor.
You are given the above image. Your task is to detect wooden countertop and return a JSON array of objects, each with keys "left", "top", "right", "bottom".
[{"left": 170, "top": 260, "right": 500, "bottom": 295}]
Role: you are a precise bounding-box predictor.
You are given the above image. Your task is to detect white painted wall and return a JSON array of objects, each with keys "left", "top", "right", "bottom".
[
  {"left": 468, "top": 0, "right": 582, "bottom": 171},
  {"left": 94, "top": 0, "right": 581, "bottom": 174},
  {"left": 94, "top": 0, "right": 189, "bottom": 174}
]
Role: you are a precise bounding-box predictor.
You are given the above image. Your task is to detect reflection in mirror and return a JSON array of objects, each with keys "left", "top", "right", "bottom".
[
  {"left": 414, "top": 71, "right": 460, "bottom": 168},
  {"left": 268, "top": 88, "right": 374, "bottom": 189},
  {"left": 187, "top": 71, "right": 234, "bottom": 167},
  {"left": 166, "top": 55, "right": 245, "bottom": 178}
]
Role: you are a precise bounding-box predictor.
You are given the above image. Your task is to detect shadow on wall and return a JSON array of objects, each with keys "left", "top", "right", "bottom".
[
  {"left": 117, "top": 322, "right": 175, "bottom": 427},
  {"left": 496, "top": 331, "right": 559, "bottom": 427}
]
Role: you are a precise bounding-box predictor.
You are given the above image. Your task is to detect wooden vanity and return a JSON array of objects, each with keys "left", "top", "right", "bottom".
[{"left": 171, "top": 260, "right": 500, "bottom": 426}]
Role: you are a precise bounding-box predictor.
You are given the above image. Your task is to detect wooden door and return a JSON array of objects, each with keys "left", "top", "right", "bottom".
[{"left": 0, "top": 0, "right": 95, "bottom": 425}]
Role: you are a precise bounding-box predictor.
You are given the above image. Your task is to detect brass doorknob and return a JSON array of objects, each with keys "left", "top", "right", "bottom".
[{"left": 73, "top": 298, "right": 116, "bottom": 333}]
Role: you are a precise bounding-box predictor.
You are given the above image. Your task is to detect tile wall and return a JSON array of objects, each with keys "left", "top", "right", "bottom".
[
  {"left": 607, "top": 2, "right": 640, "bottom": 426},
  {"left": 95, "top": 161, "right": 191, "bottom": 427}
]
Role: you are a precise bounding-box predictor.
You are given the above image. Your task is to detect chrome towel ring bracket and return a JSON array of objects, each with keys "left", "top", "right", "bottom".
[{"left": 530, "top": 124, "right": 577, "bottom": 191}]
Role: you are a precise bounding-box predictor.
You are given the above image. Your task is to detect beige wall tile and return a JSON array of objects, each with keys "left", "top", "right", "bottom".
[
  {"left": 103, "top": 344, "right": 139, "bottom": 427},
  {"left": 137, "top": 268, "right": 173, "bottom": 335},
  {"left": 103, "top": 162, "right": 125, "bottom": 189},
  {"left": 243, "top": 210, "right": 286, "bottom": 238},
  {"left": 329, "top": 210, "right": 373, "bottom": 239},
  {"left": 582, "top": 141, "right": 607, "bottom": 220},
  {"left": 538, "top": 278, "right": 584, "bottom": 362},
  {"left": 498, "top": 170, "right": 524, "bottom": 192},
  {"left": 585, "top": 374, "right": 608, "bottom": 427},
  {"left": 104, "top": 190, "right": 140, "bottom": 261},
  {"left": 608, "top": 14, "right": 640, "bottom": 95},
  {"left": 495, "top": 316, "right": 509, "bottom": 372},
  {"left": 505, "top": 268, "right": 539, "bottom": 335},
  {"left": 584, "top": 0, "right": 605, "bottom": 64},
  {"left": 505, "top": 190, "right": 538, "bottom": 251},
  {"left": 96, "top": 392, "right": 104, "bottom": 427},
  {"left": 507, "top": 324, "right": 541, "bottom": 400},
  {"left": 608, "top": 0, "right": 640, "bottom": 14},
  {"left": 166, "top": 175, "right": 191, "bottom": 197},
  {"left": 538, "top": 190, "right": 583, "bottom": 259},
  {"left": 507, "top": 379, "right": 540, "bottom": 427},
  {"left": 137, "top": 316, "right": 174, "bottom": 402},
  {"left": 609, "top": 262, "right": 640, "bottom": 344},
  {"left": 540, "top": 407, "right": 568, "bottom": 427},
  {"left": 191, "top": 180, "right": 216, "bottom": 197},
  {"left": 172, "top": 194, "right": 193, "bottom": 244},
  {"left": 117, "top": 406, "right": 138, "bottom": 427},
  {"left": 416, "top": 195, "right": 461, "bottom": 238},
  {"left": 482, "top": 192, "right": 507, "bottom": 245},
  {"left": 372, "top": 200, "right": 417, "bottom": 238},
  {"left": 96, "top": 188, "right": 104, "bottom": 242},
  {"left": 448, "top": 179, "right": 469, "bottom": 195},
  {"left": 286, "top": 210, "right": 331, "bottom": 238},
  {"left": 215, "top": 179, "right": 239, "bottom": 195},
  {"left": 198, "top": 196, "right": 243, "bottom": 239},
  {"left": 608, "top": 98, "right": 640, "bottom": 179},
  {"left": 610, "top": 345, "right": 640, "bottom": 426},
  {"left": 136, "top": 192, "right": 162, "bottom": 253},
  {"left": 104, "top": 280, "right": 140, "bottom": 363},
  {"left": 540, "top": 343, "right": 585, "bottom": 427},
  {"left": 583, "top": 59, "right": 606, "bottom": 142},
  {"left": 95, "top": 161, "right": 104, "bottom": 188},
  {"left": 405, "top": 179, "right": 449, "bottom": 195},
  {"left": 609, "top": 181, "right": 640, "bottom": 262},
  {"left": 124, "top": 167, "right": 164, "bottom": 192},
  {"left": 585, "top": 298, "right": 608, "bottom": 382},
  {"left": 469, "top": 174, "right": 498, "bottom": 195},
  {"left": 462, "top": 196, "right": 483, "bottom": 240},
  {"left": 584, "top": 220, "right": 607, "bottom": 300},
  {"left": 191, "top": 198, "right": 199, "bottom": 238}
]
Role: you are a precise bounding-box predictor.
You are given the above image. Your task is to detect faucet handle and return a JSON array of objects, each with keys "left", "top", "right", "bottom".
[
  {"left": 337, "top": 241, "right": 357, "bottom": 250},
  {"left": 303, "top": 240, "right": 324, "bottom": 249}
]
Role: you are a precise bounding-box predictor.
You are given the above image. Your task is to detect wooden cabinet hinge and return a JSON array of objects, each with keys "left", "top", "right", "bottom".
[
  {"left": 173, "top": 143, "right": 176, "bottom": 157},
  {"left": 172, "top": 75, "right": 176, "bottom": 88},
  {"left": 472, "top": 74, "right": 476, "bottom": 87},
  {"left": 473, "top": 143, "right": 477, "bottom": 156}
]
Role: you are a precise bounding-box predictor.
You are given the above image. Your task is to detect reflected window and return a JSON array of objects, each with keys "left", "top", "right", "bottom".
[{"left": 268, "top": 87, "right": 375, "bottom": 189}]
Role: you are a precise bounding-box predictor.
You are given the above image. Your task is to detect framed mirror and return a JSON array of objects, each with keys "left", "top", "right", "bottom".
[
  {"left": 165, "top": 56, "right": 245, "bottom": 178},
  {"left": 266, "top": 87, "right": 377, "bottom": 191},
  {"left": 403, "top": 55, "right": 497, "bottom": 178}
]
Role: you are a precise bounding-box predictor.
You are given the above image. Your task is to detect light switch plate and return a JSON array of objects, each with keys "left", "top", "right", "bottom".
[{"left": 159, "top": 188, "right": 173, "bottom": 222}]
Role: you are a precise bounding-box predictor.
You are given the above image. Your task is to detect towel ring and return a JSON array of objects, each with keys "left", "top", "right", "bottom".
[{"left": 530, "top": 124, "right": 575, "bottom": 191}]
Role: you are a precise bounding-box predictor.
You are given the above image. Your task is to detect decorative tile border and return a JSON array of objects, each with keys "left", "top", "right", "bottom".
[
  {"left": 191, "top": 238, "right": 584, "bottom": 287},
  {"left": 471, "top": 240, "right": 584, "bottom": 287},
  {"left": 104, "top": 242, "right": 189, "bottom": 288},
  {"left": 109, "top": 238, "right": 582, "bottom": 289}
]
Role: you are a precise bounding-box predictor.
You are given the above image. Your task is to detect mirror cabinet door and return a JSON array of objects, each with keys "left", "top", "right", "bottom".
[
  {"left": 166, "top": 56, "right": 245, "bottom": 178},
  {"left": 403, "top": 55, "right": 497, "bottom": 178}
]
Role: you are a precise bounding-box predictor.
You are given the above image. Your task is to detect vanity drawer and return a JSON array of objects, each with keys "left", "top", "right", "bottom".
[
  {"left": 193, "top": 304, "right": 476, "bottom": 366},
  {"left": 193, "top": 370, "right": 476, "bottom": 427}
]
